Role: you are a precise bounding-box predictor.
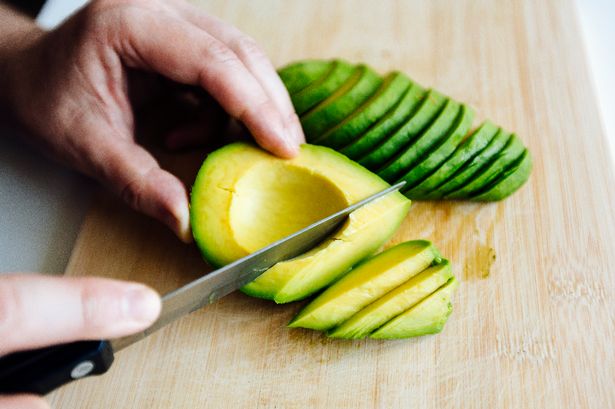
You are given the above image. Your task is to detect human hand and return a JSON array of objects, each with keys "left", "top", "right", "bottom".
[
  {"left": 0, "top": 273, "right": 161, "bottom": 409},
  {"left": 0, "top": 0, "right": 304, "bottom": 242}
]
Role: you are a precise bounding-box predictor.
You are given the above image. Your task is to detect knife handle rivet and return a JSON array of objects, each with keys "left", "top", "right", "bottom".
[{"left": 71, "top": 361, "right": 95, "bottom": 379}]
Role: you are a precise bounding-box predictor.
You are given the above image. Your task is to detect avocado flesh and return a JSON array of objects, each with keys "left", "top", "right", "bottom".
[
  {"left": 471, "top": 149, "right": 532, "bottom": 201},
  {"left": 301, "top": 65, "right": 383, "bottom": 139},
  {"left": 329, "top": 260, "right": 453, "bottom": 339},
  {"left": 278, "top": 60, "right": 333, "bottom": 95},
  {"left": 314, "top": 72, "right": 412, "bottom": 149},
  {"left": 341, "top": 83, "right": 426, "bottom": 160},
  {"left": 405, "top": 121, "right": 499, "bottom": 199},
  {"left": 288, "top": 241, "right": 439, "bottom": 331},
  {"left": 359, "top": 90, "right": 448, "bottom": 171},
  {"left": 378, "top": 99, "right": 460, "bottom": 182},
  {"left": 425, "top": 128, "right": 510, "bottom": 199},
  {"left": 190, "top": 142, "right": 410, "bottom": 303},
  {"left": 398, "top": 104, "right": 475, "bottom": 191},
  {"left": 291, "top": 60, "right": 355, "bottom": 115},
  {"left": 370, "top": 277, "right": 458, "bottom": 339},
  {"left": 445, "top": 133, "right": 525, "bottom": 199}
]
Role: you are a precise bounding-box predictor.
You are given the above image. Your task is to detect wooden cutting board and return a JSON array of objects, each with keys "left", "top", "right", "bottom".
[{"left": 49, "top": 0, "right": 615, "bottom": 407}]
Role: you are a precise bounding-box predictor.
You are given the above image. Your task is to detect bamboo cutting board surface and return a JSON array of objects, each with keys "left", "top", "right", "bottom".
[{"left": 49, "top": 1, "right": 615, "bottom": 407}]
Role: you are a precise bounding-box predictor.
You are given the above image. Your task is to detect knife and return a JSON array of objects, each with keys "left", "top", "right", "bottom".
[{"left": 0, "top": 181, "right": 404, "bottom": 395}]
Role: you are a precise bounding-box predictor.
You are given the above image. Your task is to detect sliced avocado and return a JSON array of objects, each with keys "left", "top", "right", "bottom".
[
  {"left": 291, "top": 60, "right": 355, "bottom": 115},
  {"left": 288, "top": 241, "right": 439, "bottom": 331},
  {"left": 404, "top": 121, "right": 499, "bottom": 199},
  {"left": 397, "top": 104, "right": 475, "bottom": 191},
  {"left": 329, "top": 260, "right": 453, "bottom": 339},
  {"left": 370, "top": 277, "right": 458, "bottom": 339},
  {"left": 301, "top": 65, "right": 382, "bottom": 139},
  {"left": 314, "top": 72, "right": 412, "bottom": 148},
  {"left": 378, "top": 99, "right": 460, "bottom": 182},
  {"left": 471, "top": 149, "right": 532, "bottom": 201},
  {"left": 190, "top": 143, "right": 410, "bottom": 303},
  {"left": 425, "top": 128, "right": 510, "bottom": 199},
  {"left": 278, "top": 60, "right": 333, "bottom": 95},
  {"left": 445, "top": 133, "right": 525, "bottom": 199},
  {"left": 340, "top": 83, "right": 427, "bottom": 160},
  {"left": 358, "top": 90, "right": 447, "bottom": 170}
]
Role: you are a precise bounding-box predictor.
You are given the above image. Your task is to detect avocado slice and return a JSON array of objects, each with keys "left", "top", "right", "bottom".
[
  {"left": 370, "top": 277, "right": 458, "bottom": 339},
  {"left": 404, "top": 121, "right": 499, "bottom": 199},
  {"left": 358, "top": 90, "right": 447, "bottom": 170},
  {"left": 313, "top": 72, "right": 412, "bottom": 148},
  {"left": 445, "top": 133, "right": 525, "bottom": 199},
  {"left": 278, "top": 60, "right": 333, "bottom": 95},
  {"left": 291, "top": 60, "right": 355, "bottom": 115},
  {"left": 190, "top": 143, "right": 411, "bottom": 303},
  {"left": 397, "top": 104, "right": 475, "bottom": 191},
  {"left": 425, "top": 128, "right": 510, "bottom": 199},
  {"left": 329, "top": 260, "right": 453, "bottom": 339},
  {"left": 471, "top": 149, "right": 532, "bottom": 201},
  {"left": 378, "top": 99, "right": 460, "bottom": 182},
  {"left": 288, "top": 241, "right": 440, "bottom": 330},
  {"left": 340, "top": 83, "right": 427, "bottom": 160},
  {"left": 301, "top": 65, "right": 382, "bottom": 139}
]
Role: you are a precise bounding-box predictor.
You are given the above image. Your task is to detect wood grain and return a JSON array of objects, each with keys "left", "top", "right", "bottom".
[{"left": 49, "top": 0, "right": 615, "bottom": 407}]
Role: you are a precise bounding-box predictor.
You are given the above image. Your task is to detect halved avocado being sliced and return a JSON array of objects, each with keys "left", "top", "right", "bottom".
[
  {"left": 341, "top": 83, "right": 427, "bottom": 160},
  {"left": 471, "top": 149, "right": 532, "bottom": 201},
  {"left": 301, "top": 65, "right": 382, "bottom": 139},
  {"left": 190, "top": 142, "right": 410, "bottom": 303},
  {"left": 445, "top": 133, "right": 525, "bottom": 199},
  {"left": 370, "top": 277, "right": 458, "bottom": 339},
  {"left": 314, "top": 72, "right": 412, "bottom": 148},
  {"left": 329, "top": 260, "right": 453, "bottom": 339},
  {"left": 288, "top": 241, "right": 440, "bottom": 331},
  {"left": 359, "top": 90, "right": 447, "bottom": 170},
  {"left": 398, "top": 104, "right": 475, "bottom": 191},
  {"left": 405, "top": 121, "right": 499, "bottom": 199},
  {"left": 425, "top": 128, "right": 510, "bottom": 199},
  {"left": 291, "top": 60, "right": 355, "bottom": 115},
  {"left": 378, "top": 99, "right": 461, "bottom": 182},
  {"left": 278, "top": 60, "right": 333, "bottom": 95}
]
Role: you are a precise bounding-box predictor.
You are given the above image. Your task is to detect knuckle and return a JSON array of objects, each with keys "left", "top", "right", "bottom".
[
  {"left": 120, "top": 176, "right": 144, "bottom": 212},
  {"left": 78, "top": 281, "right": 113, "bottom": 334},
  {"left": 233, "top": 36, "right": 265, "bottom": 59},
  {"left": 205, "top": 38, "right": 241, "bottom": 66}
]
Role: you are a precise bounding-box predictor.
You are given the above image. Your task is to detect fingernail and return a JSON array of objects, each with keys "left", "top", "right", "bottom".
[
  {"left": 291, "top": 114, "right": 306, "bottom": 144},
  {"left": 123, "top": 286, "right": 161, "bottom": 324}
]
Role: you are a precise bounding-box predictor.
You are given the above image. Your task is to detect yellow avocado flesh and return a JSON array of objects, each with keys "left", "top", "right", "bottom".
[
  {"left": 370, "top": 277, "right": 458, "bottom": 339},
  {"left": 328, "top": 260, "right": 453, "bottom": 339},
  {"left": 288, "top": 241, "right": 439, "bottom": 331},
  {"left": 190, "top": 143, "right": 411, "bottom": 303}
]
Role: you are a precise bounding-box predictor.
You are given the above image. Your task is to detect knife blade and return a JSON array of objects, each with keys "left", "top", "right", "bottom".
[{"left": 0, "top": 181, "right": 405, "bottom": 395}]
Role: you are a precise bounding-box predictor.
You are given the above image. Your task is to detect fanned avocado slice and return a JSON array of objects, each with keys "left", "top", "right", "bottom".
[
  {"left": 301, "top": 65, "right": 382, "bottom": 139},
  {"left": 445, "top": 133, "right": 525, "bottom": 199},
  {"left": 425, "top": 128, "right": 510, "bottom": 199},
  {"left": 358, "top": 90, "right": 447, "bottom": 170},
  {"left": 471, "top": 149, "right": 532, "bottom": 201},
  {"left": 313, "top": 72, "right": 412, "bottom": 148},
  {"left": 404, "top": 121, "right": 499, "bottom": 199},
  {"left": 291, "top": 60, "right": 355, "bottom": 115},
  {"left": 378, "top": 99, "right": 460, "bottom": 182},
  {"left": 328, "top": 260, "right": 453, "bottom": 339},
  {"left": 370, "top": 277, "right": 458, "bottom": 339},
  {"left": 398, "top": 104, "right": 475, "bottom": 191},
  {"left": 278, "top": 60, "right": 333, "bottom": 95},
  {"left": 341, "top": 83, "right": 426, "bottom": 160}
]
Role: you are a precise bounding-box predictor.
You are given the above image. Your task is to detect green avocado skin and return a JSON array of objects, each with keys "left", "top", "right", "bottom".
[
  {"left": 471, "top": 149, "right": 532, "bottom": 201},
  {"left": 301, "top": 65, "right": 383, "bottom": 139},
  {"left": 291, "top": 60, "right": 355, "bottom": 115},
  {"left": 315, "top": 72, "right": 412, "bottom": 149},
  {"left": 278, "top": 60, "right": 333, "bottom": 95},
  {"left": 405, "top": 121, "right": 499, "bottom": 199},
  {"left": 359, "top": 90, "right": 447, "bottom": 171},
  {"left": 398, "top": 104, "right": 475, "bottom": 190}
]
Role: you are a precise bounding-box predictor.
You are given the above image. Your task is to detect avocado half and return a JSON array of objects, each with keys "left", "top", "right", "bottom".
[{"left": 190, "top": 142, "right": 411, "bottom": 303}]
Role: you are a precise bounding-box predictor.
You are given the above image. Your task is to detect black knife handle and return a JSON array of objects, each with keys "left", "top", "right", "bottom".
[{"left": 0, "top": 340, "right": 114, "bottom": 395}]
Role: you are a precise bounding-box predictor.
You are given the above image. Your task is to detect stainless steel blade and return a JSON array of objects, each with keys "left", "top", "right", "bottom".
[{"left": 111, "top": 181, "right": 405, "bottom": 351}]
